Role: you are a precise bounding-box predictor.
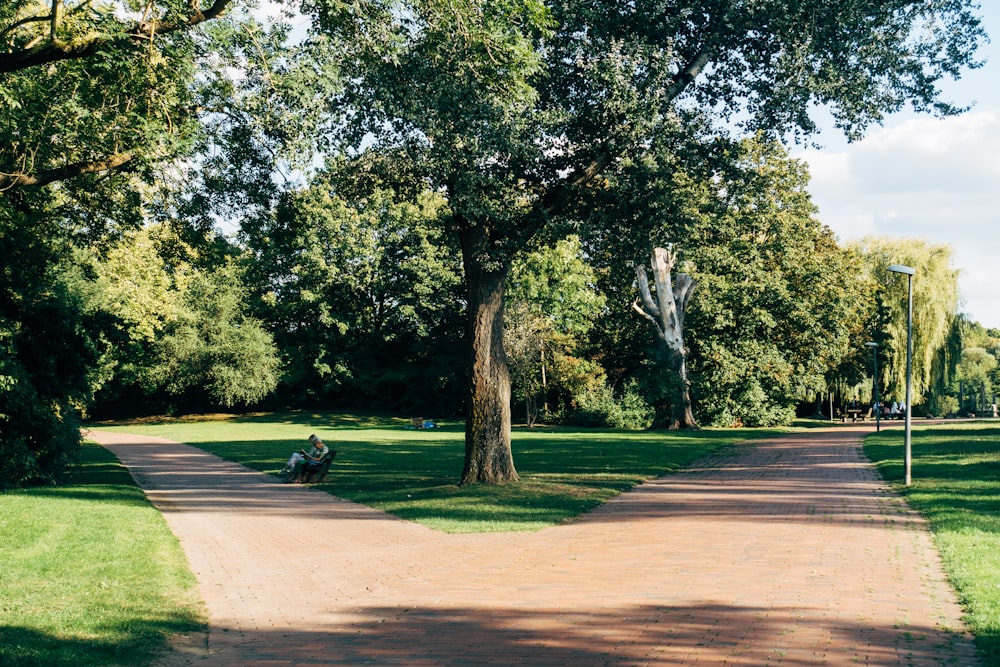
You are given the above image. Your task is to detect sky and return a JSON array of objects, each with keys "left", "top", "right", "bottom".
[{"left": 792, "top": 6, "right": 1000, "bottom": 329}]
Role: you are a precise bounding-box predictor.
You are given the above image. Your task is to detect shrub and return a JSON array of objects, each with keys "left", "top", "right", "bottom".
[{"left": 563, "top": 381, "right": 654, "bottom": 430}]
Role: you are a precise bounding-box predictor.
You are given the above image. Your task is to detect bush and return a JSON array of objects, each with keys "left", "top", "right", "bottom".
[
  {"left": 562, "top": 381, "right": 654, "bottom": 430},
  {"left": 925, "top": 394, "right": 958, "bottom": 418},
  {"left": 0, "top": 235, "right": 104, "bottom": 488}
]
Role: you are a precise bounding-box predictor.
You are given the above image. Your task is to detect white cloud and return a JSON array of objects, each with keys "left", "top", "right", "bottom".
[
  {"left": 796, "top": 109, "right": 1000, "bottom": 330},
  {"left": 850, "top": 112, "right": 1000, "bottom": 195}
]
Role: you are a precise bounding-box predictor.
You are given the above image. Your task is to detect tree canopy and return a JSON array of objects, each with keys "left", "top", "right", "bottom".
[{"left": 851, "top": 237, "right": 962, "bottom": 405}]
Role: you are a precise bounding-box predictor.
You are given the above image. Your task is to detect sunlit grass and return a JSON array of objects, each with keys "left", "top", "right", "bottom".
[
  {"left": 0, "top": 443, "right": 205, "bottom": 666},
  {"left": 90, "top": 410, "right": 789, "bottom": 532},
  {"left": 864, "top": 421, "right": 1000, "bottom": 666}
]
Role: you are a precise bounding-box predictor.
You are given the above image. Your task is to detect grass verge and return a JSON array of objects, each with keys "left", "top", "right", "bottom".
[
  {"left": 0, "top": 442, "right": 205, "bottom": 667},
  {"left": 864, "top": 421, "right": 1000, "bottom": 666},
  {"left": 89, "top": 411, "right": 788, "bottom": 533}
]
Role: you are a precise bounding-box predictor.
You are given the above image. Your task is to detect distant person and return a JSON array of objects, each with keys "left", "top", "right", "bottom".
[{"left": 281, "top": 434, "right": 329, "bottom": 481}]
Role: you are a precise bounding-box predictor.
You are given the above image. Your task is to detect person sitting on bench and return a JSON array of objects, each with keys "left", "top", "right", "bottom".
[{"left": 281, "top": 434, "right": 329, "bottom": 481}]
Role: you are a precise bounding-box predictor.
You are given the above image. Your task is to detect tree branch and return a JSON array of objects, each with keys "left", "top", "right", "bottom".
[
  {"left": 540, "top": 3, "right": 732, "bottom": 220},
  {"left": 632, "top": 298, "right": 664, "bottom": 339},
  {"left": 0, "top": 0, "right": 234, "bottom": 73},
  {"left": 664, "top": 1, "right": 733, "bottom": 102},
  {"left": 50, "top": 0, "right": 61, "bottom": 42},
  {"left": 674, "top": 272, "right": 696, "bottom": 331},
  {"left": 0, "top": 152, "right": 133, "bottom": 190},
  {"left": 541, "top": 150, "right": 612, "bottom": 217},
  {"left": 635, "top": 264, "right": 660, "bottom": 318}
]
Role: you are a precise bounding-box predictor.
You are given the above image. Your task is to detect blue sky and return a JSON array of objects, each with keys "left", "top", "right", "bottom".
[{"left": 794, "top": 5, "right": 1000, "bottom": 329}]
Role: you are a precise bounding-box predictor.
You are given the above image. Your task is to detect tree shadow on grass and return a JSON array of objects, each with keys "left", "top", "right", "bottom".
[{"left": 0, "top": 622, "right": 201, "bottom": 667}]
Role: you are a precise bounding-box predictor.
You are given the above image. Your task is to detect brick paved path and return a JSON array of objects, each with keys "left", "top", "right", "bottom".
[{"left": 89, "top": 426, "right": 979, "bottom": 666}]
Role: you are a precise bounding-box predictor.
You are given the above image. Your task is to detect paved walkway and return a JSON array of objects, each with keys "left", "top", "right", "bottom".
[{"left": 88, "top": 426, "right": 979, "bottom": 666}]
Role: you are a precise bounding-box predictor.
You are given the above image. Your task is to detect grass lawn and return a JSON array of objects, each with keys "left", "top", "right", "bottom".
[
  {"left": 864, "top": 421, "right": 1000, "bottom": 667},
  {"left": 89, "top": 411, "right": 789, "bottom": 533},
  {"left": 0, "top": 442, "right": 205, "bottom": 667}
]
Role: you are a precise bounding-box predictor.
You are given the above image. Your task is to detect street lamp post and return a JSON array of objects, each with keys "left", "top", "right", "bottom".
[
  {"left": 888, "top": 264, "right": 915, "bottom": 486},
  {"left": 865, "top": 341, "right": 880, "bottom": 432}
]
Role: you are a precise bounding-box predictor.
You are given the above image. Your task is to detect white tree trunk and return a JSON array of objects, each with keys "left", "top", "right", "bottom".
[{"left": 633, "top": 246, "right": 698, "bottom": 429}]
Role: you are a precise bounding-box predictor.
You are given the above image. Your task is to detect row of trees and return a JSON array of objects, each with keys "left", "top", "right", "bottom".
[{"left": 0, "top": 0, "right": 990, "bottom": 487}]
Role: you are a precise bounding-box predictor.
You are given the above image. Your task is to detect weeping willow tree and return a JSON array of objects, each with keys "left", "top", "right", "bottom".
[{"left": 852, "top": 237, "right": 961, "bottom": 405}]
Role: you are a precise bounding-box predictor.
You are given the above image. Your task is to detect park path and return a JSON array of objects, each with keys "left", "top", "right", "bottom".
[{"left": 87, "top": 426, "right": 979, "bottom": 666}]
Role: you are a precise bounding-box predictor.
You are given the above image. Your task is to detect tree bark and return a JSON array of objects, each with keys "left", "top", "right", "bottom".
[
  {"left": 633, "top": 246, "right": 698, "bottom": 429},
  {"left": 459, "top": 225, "right": 519, "bottom": 485},
  {"left": 0, "top": 152, "right": 133, "bottom": 189}
]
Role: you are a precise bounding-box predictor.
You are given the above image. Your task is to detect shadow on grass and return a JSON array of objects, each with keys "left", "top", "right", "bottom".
[
  {"left": 0, "top": 623, "right": 197, "bottom": 667},
  {"left": 864, "top": 423, "right": 1000, "bottom": 665},
  {"left": 24, "top": 443, "right": 155, "bottom": 506},
  {"left": 95, "top": 409, "right": 432, "bottom": 430},
  {"left": 1, "top": 444, "right": 204, "bottom": 667}
]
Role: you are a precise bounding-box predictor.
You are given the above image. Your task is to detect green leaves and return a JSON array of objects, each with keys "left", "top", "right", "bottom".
[
  {"left": 851, "top": 236, "right": 961, "bottom": 404},
  {"left": 90, "top": 224, "right": 282, "bottom": 411},
  {"left": 240, "top": 164, "right": 466, "bottom": 410},
  {"left": 1, "top": 6, "right": 197, "bottom": 185}
]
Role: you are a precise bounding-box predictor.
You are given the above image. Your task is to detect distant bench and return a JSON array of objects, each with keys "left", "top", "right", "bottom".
[{"left": 842, "top": 408, "right": 872, "bottom": 422}]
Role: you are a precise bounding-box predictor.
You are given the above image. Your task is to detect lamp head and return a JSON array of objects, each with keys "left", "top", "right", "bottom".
[{"left": 887, "top": 264, "right": 916, "bottom": 276}]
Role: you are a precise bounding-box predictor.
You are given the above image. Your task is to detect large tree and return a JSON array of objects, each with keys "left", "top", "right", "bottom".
[
  {"left": 852, "top": 237, "right": 962, "bottom": 406},
  {"left": 301, "top": 0, "right": 985, "bottom": 482},
  {"left": 0, "top": 0, "right": 282, "bottom": 484},
  {"left": 0, "top": 210, "right": 111, "bottom": 488}
]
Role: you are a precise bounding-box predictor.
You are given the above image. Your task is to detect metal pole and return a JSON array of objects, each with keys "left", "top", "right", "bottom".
[
  {"left": 888, "top": 264, "right": 915, "bottom": 486},
  {"left": 904, "top": 272, "right": 913, "bottom": 486}
]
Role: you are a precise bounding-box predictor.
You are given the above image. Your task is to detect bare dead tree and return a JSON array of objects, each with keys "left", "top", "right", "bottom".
[{"left": 633, "top": 246, "right": 698, "bottom": 429}]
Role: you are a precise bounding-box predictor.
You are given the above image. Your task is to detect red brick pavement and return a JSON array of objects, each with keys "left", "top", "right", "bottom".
[{"left": 88, "top": 426, "right": 979, "bottom": 666}]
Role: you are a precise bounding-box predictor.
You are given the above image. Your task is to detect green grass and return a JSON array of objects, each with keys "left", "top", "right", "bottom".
[
  {"left": 90, "top": 411, "right": 789, "bottom": 533},
  {"left": 864, "top": 421, "right": 1000, "bottom": 666},
  {"left": 0, "top": 442, "right": 205, "bottom": 667}
]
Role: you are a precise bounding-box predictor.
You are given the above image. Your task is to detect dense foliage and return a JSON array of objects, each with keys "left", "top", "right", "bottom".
[
  {"left": 0, "top": 196, "right": 110, "bottom": 487},
  {"left": 241, "top": 173, "right": 467, "bottom": 413},
  {"left": 90, "top": 224, "right": 281, "bottom": 415}
]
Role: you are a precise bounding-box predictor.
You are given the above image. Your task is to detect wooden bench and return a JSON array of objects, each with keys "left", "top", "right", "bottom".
[
  {"left": 841, "top": 407, "right": 873, "bottom": 422},
  {"left": 293, "top": 450, "right": 337, "bottom": 484}
]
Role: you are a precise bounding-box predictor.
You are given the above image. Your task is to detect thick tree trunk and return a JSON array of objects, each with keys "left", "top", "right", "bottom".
[
  {"left": 459, "top": 227, "right": 519, "bottom": 485},
  {"left": 634, "top": 246, "right": 698, "bottom": 430},
  {"left": 665, "top": 346, "right": 697, "bottom": 430}
]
